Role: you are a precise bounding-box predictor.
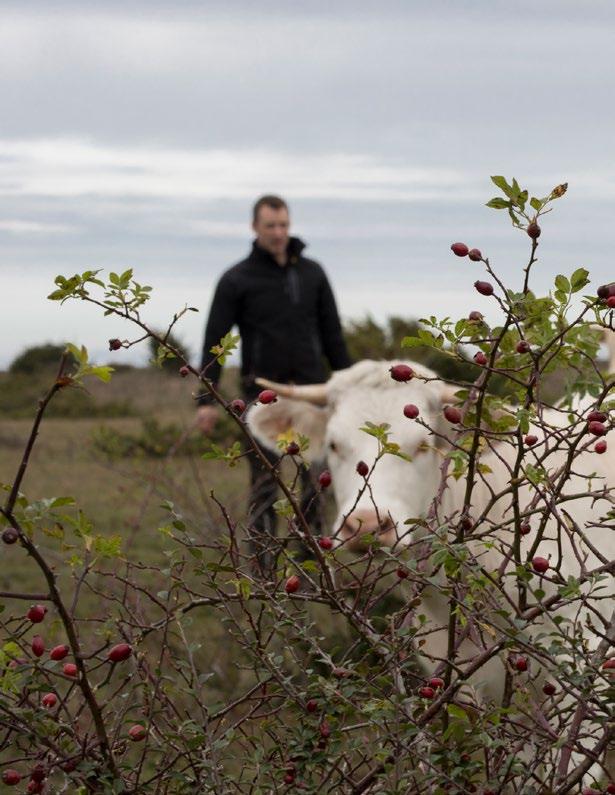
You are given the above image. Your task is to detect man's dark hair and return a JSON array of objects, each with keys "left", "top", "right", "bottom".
[{"left": 252, "top": 195, "right": 288, "bottom": 223}]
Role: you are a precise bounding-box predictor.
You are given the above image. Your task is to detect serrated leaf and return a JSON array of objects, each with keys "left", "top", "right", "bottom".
[{"left": 485, "top": 197, "right": 510, "bottom": 210}]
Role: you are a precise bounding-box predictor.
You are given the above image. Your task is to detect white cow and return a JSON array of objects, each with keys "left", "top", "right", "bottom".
[{"left": 248, "top": 358, "right": 615, "bottom": 786}]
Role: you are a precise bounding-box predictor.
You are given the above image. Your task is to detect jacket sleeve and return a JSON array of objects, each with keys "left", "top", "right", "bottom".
[
  {"left": 197, "top": 273, "right": 239, "bottom": 406},
  {"left": 317, "top": 272, "right": 352, "bottom": 371}
]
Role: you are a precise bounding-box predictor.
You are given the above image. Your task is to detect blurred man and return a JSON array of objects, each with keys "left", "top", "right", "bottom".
[{"left": 196, "top": 195, "right": 351, "bottom": 574}]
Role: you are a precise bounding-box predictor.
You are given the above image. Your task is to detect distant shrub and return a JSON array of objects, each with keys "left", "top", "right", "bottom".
[{"left": 9, "top": 343, "right": 77, "bottom": 375}]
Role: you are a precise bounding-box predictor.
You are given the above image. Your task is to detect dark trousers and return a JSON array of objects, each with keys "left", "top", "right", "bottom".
[{"left": 246, "top": 445, "right": 325, "bottom": 574}]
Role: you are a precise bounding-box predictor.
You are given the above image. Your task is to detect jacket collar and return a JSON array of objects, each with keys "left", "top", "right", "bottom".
[{"left": 250, "top": 236, "right": 306, "bottom": 267}]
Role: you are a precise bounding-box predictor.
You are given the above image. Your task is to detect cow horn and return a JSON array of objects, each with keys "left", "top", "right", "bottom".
[{"left": 255, "top": 377, "right": 328, "bottom": 406}]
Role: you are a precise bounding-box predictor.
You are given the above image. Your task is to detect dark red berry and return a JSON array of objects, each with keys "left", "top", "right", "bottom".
[
  {"left": 318, "top": 537, "right": 333, "bottom": 551},
  {"left": 356, "top": 460, "right": 369, "bottom": 477},
  {"left": 229, "top": 398, "right": 246, "bottom": 414},
  {"left": 588, "top": 421, "right": 607, "bottom": 436},
  {"left": 524, "top": 434, "right": 538, "bottom": 447},
  {"left": 418, "top": 686, "right": 435, "bottom": 699},
  {"left": 587, "top": 410, "right": 607, "bottom": 423},
  {"left": 516, "top": 340, "right": 531, "bottom": 353},
  {"left": 30, "top": 765, "right": 46, "bottom": 783},
  {"left": 543, "top": 682, "right": 556, "bottom": 696},
  {"left": 27, "top": 780, "right": 44, "bottom": 794},
  {"left": 285, "top": 575, "right": 300, "bottom": 594},
  {"left": 286, "top": 442, "right": 300, "bottom": 456},
  {"left": 595, "top": 440, "right": 607, "bottom": 454},
  {"left": 50, "top": 644, "right": 69, "bottom": 661},
  {"left": 258, "top": 389, "right": 277, "bottom": 404},
  {"left": 468, "top": 310, "right": 483, "bottom": 322},
  {"left": 108, "top": 338, "right": 122, "bottom": 351},
  {"left": 606, "top": 783, "right": 615, "bottom": 794},
  {"left": 519, "top": 522, "right": 531, "bottom": 535},
  {"left": 474, "top": 280, "right": 494, "bottom": 296},
  {"left": 179, "top": 365, "right": 190, "bottom": 378},
  {"left": 607, "top": 296, "right": 615, "bottom": 309},
  {"left": 283, "top": 773, "right": 295, "bottom": 785},
  {"left": 515, "top": 656, "right": 528, "bottom": 672},
  {"left": 429, "top": 677, "right": 444, "bottom": 689},
  {"left": 128, "top": 724, "right": 147, "bottom": 741},
  {"left": 41, "top": 692, "right": 57, "bottom": 708},
  {"left": 389, "top": 364, "right": 414, "bottom": 382},
  {"left": 450, "top": 242, "right": 469, "bottom": 257},
  {"left": 527, "top": 222, "right": 541, "bottom": 239},
  {"left": 532, "top": 556, "right": 549, "bottom": 574},
  {"left": 403, "top": 403, "right": 419, "bottom": 419},
  {"left": 318, "top": 470, "right": 332, "bottom": 489},
  {"left": 597, "top": 284, "right": 610, "bottom": 299},
  {"left": 306, "top": 699, "right": 318, "bottom": 713},
  {"left": 27, "top": 605, "right": 47, "bottom": 623},
  {"left": 468, "top": 248, "right": 482, "bottom": 261},
  {"left": 444, "top": 406, "right": 461, "bottom": 424},
  {"left": 63, "top": 663, "right": 78, "bottom": 677},
  {"left": 319, "top": 721, "right": 331, "bottom": 738},
  {"left": 31, "top": 636, "right": 45, "bottom": 658},
  {"left": 2, "top": 769, "right": 21, "bottom": 785},
  {"left": 473, "top": 351, "right": 488, "bottom": 366},
  {"left": 108, "top": 643, "right": 132, "bottom": 663},
  {"left": 396, "top": 567, "right": 409, "bottom": 579},
  {"left": 2, "top": 527, "right": 18, "bottom": 544}
]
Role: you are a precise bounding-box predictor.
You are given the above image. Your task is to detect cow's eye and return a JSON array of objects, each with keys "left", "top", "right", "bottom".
[{"left": 328, "top": 441, "right": 337, "bottom": 453}]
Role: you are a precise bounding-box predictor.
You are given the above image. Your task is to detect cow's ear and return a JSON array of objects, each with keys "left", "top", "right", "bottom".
[{"left": 246, "top": 398, "right": 330, "bottom": 461}]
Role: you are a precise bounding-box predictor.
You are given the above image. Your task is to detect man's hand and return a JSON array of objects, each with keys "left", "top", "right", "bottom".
[{"left": 195, "top": 405, "right": 220, "bottom": 435}]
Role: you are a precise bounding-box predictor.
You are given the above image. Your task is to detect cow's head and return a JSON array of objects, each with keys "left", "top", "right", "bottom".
[{"left": 247, "top": 360, "right": 454, "bottom": 548}]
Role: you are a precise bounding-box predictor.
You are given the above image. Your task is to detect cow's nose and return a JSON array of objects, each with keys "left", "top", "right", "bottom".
[{"left": 339, "top": 509, "right": 397, "bottom": 548}]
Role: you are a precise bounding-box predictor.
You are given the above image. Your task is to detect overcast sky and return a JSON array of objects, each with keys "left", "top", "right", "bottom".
[{"left": 2, "top": 1, "right": 615, "bottom": 369}]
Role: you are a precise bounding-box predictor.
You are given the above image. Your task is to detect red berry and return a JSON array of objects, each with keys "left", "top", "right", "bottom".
[
  {"left": 519, "top": 522, "right": 531, "bottom": 535},
  {"left": 429, "top": 677, "right": 444, "bottom": 689},
  {"left": 403, "top": 403, "right": 419, "bottom": 419},
  {"left": 418, "top": 686, "right": 435, "bottom": 699},
  {"left": 31, "top": 636, "right": 45, "bottom": 658},
  {"left": 2, "top": 769, "right": 21, "bottom": 785},
  {"left": 595, "top": 440, "right": 607, "bottom": 454},
  {"left": 468, "top": 248, "right": 482, "bottom": 261},
  {"left": 179, "top": 365, "right": 190, "bottom": 378},
  {"left": 532, "top": 556, "right": 549, "bottom": 574},
  {"left": 515, "top": 656, "right": 528, "bottom": 672},
  {"left": 41, "top": 692, "right": 57, "bottom": 708},
  {"left": 286, "top": 442, "right": 300, "bottom": 456},
  {"left": 474, "top": 280, "right": 494, "bottom": 296},
  {"left": 108, "top": 643, "right": 132, "bottom": 663},
  {"left": 607, "top": 296, "right": 615, "bottom": 309},
  {"left": 597, "top": 284, "right": 610, "bottom": 299},
  {"left": 283, "top": 773, "right": 295, "bottom": 785},
  {"left": 473, "top": 351, "right": 488, "bottom": 366},
  {"left": 606, "top": 784, "right": 615, "bottom": 794},
  {"left": 356, "top": 460, "right": 369, "bottom": 477},
  {"left": 527, "top": 222, "right": 541, "bottom": 239},
  {"left": 285, "top": 575, "right": 300, "bottom": 594},
  {"left": 318, "top": 470, "right": 332, "bottom": 489},
  {"left": 30, "top": 765, "right": 46, "bottom": 783},
  {"left": 602, "top": 658, "right": 615, "bottom": 673},
  {"left": 588, "top": 420, "right": 607, "bottom": 436},
  {"left": 230, "top": 398, "right": 246, "bottom": 414},
  {"left": 63, "top": 663, "right": 78, "bottom": 677},
  {"left": 542, "top": 682, "right": 556, "bottom": 696},
  {"left": 108, "top": 338, "right": 122, "bottom": 351},
  {"left": 587, "top": 410, "right": 608, "bottom": 423},
  {"left": 319, "top": 721, "right": 331, "bottom": 738},
  {"left": 306, "top": 699, "right": 318, "bottom": 713},
  {"left": 50, "top": 644, "right": 69, "bottom": 661},
  {"left": 258, "top": 389, "right": 277, "bottom": 404},
  {"left": 396, "top": 567, "right": 409, "bottom": 579},
  {"left": 516, "top": 340, "right": 531, "bottom": 353},
  {"left": 443, "top": 406, "right": 461, "bottom": 424},
  {"left": 27, "top": 605, "right": 47, "bottom": 623},
  {"left": 389, "top": 363, "right": 414, "bottom": 382},
  {"left": 450, "top": 242, "right": 469, "bottom": 257},
  {"left": 468, "top": 310, "right": 483, "bottom": 322},
  {"left": 27, "top": 780, "right": 44, "bottom": 794},
  {"left": 524, "top": 434, "right": 538, "bottom": 447},
  {"left": 2, "top": 527, "right": 18, "bottom": 544},
  {"left": 128, "top": 724, "right": 147, "bottom": 741},
  {"left": 318, "top": 537, "right": 333, "bottom": 550}
]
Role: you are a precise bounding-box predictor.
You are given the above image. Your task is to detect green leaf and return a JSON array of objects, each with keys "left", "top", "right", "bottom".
[
  {"left": 530, "top": 197, "right": 542, "bottom": 211},
  {"left": 554, "top": 274, "right": 570, "bottom": 293},
  {"left": 570, "top": 267, "right": 590, "bottom": 292},
  {"left": 486, "top": 197, "right": 510, "bottom": 210},
  {"left": 491, "top": 176, "right": 513, "bottom": 197},
  {"left": 447, "top": 704, "right": 469, "bottom": 721}
]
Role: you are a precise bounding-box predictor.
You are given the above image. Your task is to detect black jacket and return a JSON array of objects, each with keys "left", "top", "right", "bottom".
[{"left": 198, "top": 237, "right": 351, "bottom": 403}]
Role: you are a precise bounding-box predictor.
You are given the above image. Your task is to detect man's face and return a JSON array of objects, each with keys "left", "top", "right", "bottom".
[{"left": 253, "top": 205, "right": 290, "bottom": 257}]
